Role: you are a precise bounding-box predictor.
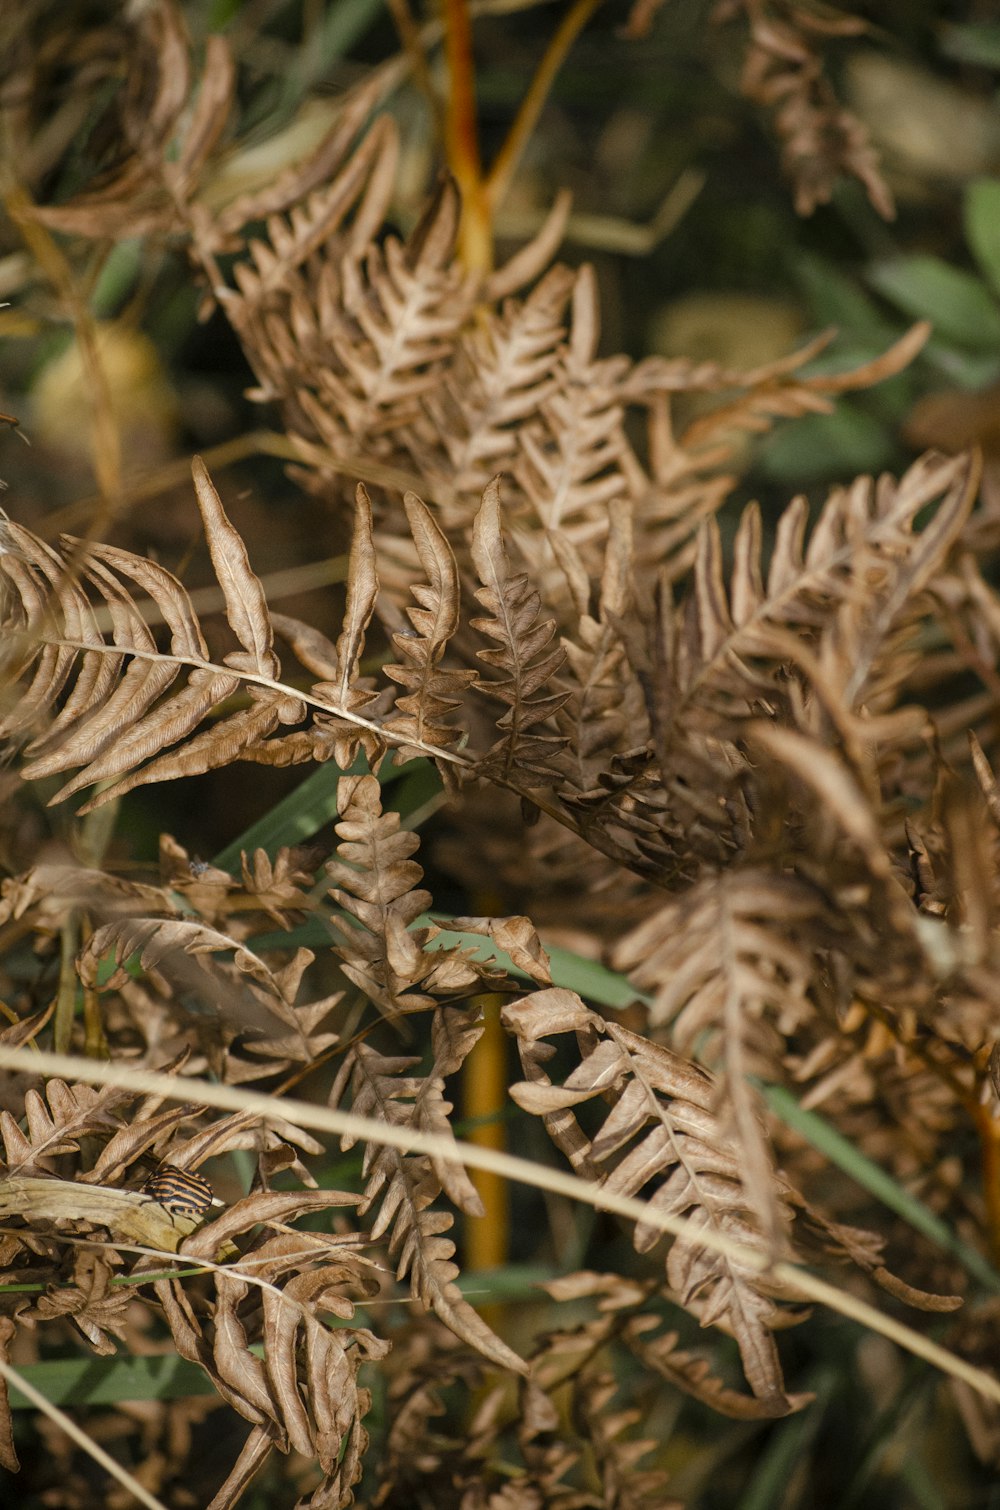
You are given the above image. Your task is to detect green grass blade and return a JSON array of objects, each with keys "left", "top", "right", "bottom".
[
  {"left": 4, "top": 1353, "right": 238, "bottom": 1409},
  {"left": 212, "top": 756, "right": 368, "bottom": 872},
  {"left": 736, "top": 1368, "right": 834, "bottom": 1510},
  {"left": 761, "top": 1082, "right": 1000, "bottom": 1293},
  {"left": 212, "top": 756, "right": 437, "bottom": 874}
]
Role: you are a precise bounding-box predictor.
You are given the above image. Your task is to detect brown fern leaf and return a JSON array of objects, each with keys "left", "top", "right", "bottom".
[
  {"left": 514, "top": 266, "right": 632, "bottom": 546},
  {"left": 222, "top": 113, "right": 398, "bottom": 327},
  {"left": 26, "top": 3, "right": 233, "bottom": 241},
  {"left": 329, "top": 1009, "right": 526, "bottom": 1373},
  {"left": 25, "top": 1250, "right": 130, "bottom": 1357},
  {"left": 627, "top": 325, "right": 928, "bottom": 470},
  {"left": 539, "top": 1269, "right": 809, "bottom": 1421},
  {"left": 230, "top": 173, "right": 474, "bottom": 476},
  {"left": 563, "top": 449, "right": 978, "bottom": 879},
  {"left": 612, "top": 867, "right": 821, "bottom": 1243},
  {"left": 0, "top": 466, "right": 410, "bottom": 806},
  {"left": 24, "top": 0, "right": 394, "bottom": 300},
  {"left": 471, "top": 478, "right": 569, "bottom": 786},
  {"left": 77, "top": 917, "right": 310, "bottom": 1043},
  {"left": 422, "top": 263, "right": 576, "bottom": 513},
  {"left": 205, "top": 73, "right": 397, "bottom": 261},
  {"left": 268, "top": 483, "right": 390, "bottom": 771},
  {"left": 325, "top": 772, "right": 485, "bottom": 1016},
  {"left": 0, "top": 518, "right": 116, "bottom": 748},
  {"left": 153, "top": 1201, "right": 386, "bottom": 1508},
  {"left": 667, "top": 449, "right": 975, "bottom": 717},
  {"left": 82, "top": 1105, "right": 206, "bottom": 1188},
  {"left": 574, "top": 1370, "right": 679, "bottom": 1510},
  {"left": 503, "top": 987, "right": 806, "bottom": 1411},
  {"left": 553, "top": 502, "right": 646, "bottom": 793},
  {"left": 626, "top": 1315, "right": 804, "bottom": 1422},
  {"left": 0, "top": 1078, "right": 133, "bottom": 1177},
  {"left": 217, "top": 957, "right": 342, "bottom": 1085},
  {"left": 0, "top": 489, "right": 276, "bottom": 806},
  {"left": 0, "top": 864, "right": 173, "bottom": 928},
  {"left": 382, "top": 491, "right": 476, "bottom": 769},
  {"left": 715, "top": 0, "right": 893, "bottom": 218}
]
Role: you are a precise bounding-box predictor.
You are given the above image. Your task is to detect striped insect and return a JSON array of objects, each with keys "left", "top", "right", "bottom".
[{"left": 141, "top": 1163, "right": 215, "bottom": 1218}]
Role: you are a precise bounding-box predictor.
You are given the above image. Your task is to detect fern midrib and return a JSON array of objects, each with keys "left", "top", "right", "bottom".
[{"left": 34, "top": 636, "right": 469, "bottom": 772}]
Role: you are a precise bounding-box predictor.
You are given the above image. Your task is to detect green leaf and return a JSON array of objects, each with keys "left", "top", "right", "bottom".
[
  {"left": 423, "top": 920, "right": 650, "bottom": 1011},
  {"left": 867, "top": 255, "right": 1000, "bottom": 351},
  {"left": 795, "top": 252, "right": 893, "bottom": 337},
  {"left": 757, "top": 405, "right": 895, "bottom": 485},
  {"left": 965, "top": 179, "right": 1000, "bottom": 301},
  {"left": 941, "top": 22, "right": 1000, "bottom": 71},
  {"left": 5, "top": 1352, "right": 241, "bottom": 1409},
  {"left": 212, "top": 756, "right": 441, "bottom": 876}
]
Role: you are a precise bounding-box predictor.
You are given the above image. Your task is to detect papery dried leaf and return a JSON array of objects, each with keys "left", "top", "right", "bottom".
[
  {"left": 329, "top": 1013, "right": 526, "bottom": 1373},
  {"left": 0, "top": 1173, "right": 204, "bottom": 1251},
  {"left": 446, "top": 915, "right": 552, "bottom": 985},
  {"left": 0, "top": 864, "right": 175, "bottom": 928},
  {"left": 715, "top": 0, "right": 892, "bottom": 218},
  {"left": 383, "top": 491, "right": 476, "bottom": 766},
  {"left": 0, "top": 1080, "right": 132, "bottom": 1176},
  {"left": 325, "top": 773, "right": 486, "bottom": 1016},
  {"left": 191, "top": 457, "right": 281, "bottom": 680},
  {"left": 152, "top": 1219, "right": 387, "bottom": 1507},
  {"left": 27, "top": 1251, "right": 130, "bottom": 1355},
  {"left": 575, "top": 1370, "right": 679, "bottom": 1510},
  {"left": 504, "top": 987, "right": 803, "bottom": 1409},
  {"left": 471, "top": 479, "right": 569, "bottom": 785},
  {"left": 613, "top": 868, "right": 818, "bottom": 1245},
  {"left": 79, "top": 916, "right": 300, "bottom": 1039}
]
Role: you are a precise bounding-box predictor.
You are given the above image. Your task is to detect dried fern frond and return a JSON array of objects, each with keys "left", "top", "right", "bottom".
[
  {"left": 714, "top": 0, "right": 894, "bottom": 218},
  {"left": 613, "top": 868, "right": 820, "bottom": 1246},
  {"left": 329, "top": 1006, "right": 527, "bottom": 1373},
  {"left": 503, "top": 987, "right": 806, "bottom": 1411},
  {"left": 0, "top": 1064, "right": 383, "bottom": 1507},
  {"left": 0, "top": 466, "right": 449, "bottom": 805},
  {"left": 539, "top": 1270, "right": 803, "bottom": 1422},
  {"left": 382, "top": 490, "right": 476, "bottom": 766},
  {"left": 574, "top": 1370, "right": 680, "bottom": 1510},
  {"left": 422, "top": 262, "right": 576, "bottom": 510},
  {"left": 513, "top": 265, "right": 633, "bottom": 544},
  {"left": 325, "top": 772, "right": 494, "bottom": 1017},
  {"left": 21, "top": 3, "right": 234, "bottom": 242},
  {"left": 561, "top": 449, "right": 979, "bottom": 881},
  {"left": 0, "top": 1078, "right": 136, "bottom": 1178},
  {"left": 154, "top": 1207, "right": 385, "bottom": 1509},
  {"left": 470, "top": 477, "right": 570, "bottom": 787}
]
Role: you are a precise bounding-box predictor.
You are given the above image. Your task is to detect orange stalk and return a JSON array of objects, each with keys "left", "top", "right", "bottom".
[
  {"left": 973, "top": 1101, "right": 1000, "bottom": 1265},
  {"left": 442, "top": 0, "right": 492, "bottom": 271},
  {"left": 464, "top": 995, "right": 509, "bottom": 1276}
]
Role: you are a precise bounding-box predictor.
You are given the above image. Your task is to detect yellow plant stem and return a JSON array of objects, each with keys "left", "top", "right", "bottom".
[
  {"left": 486, "top": 0, "right": 604, "bottom": 214},
  {"left": 973, "top": 1101, "right": 1000, "bottom": 1266},
  {"left": 442, "top": 0, "right": 493, "bottom": 272},
  {"left": 464, "top": 994, "right": 509, "bottom": 1278}
]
